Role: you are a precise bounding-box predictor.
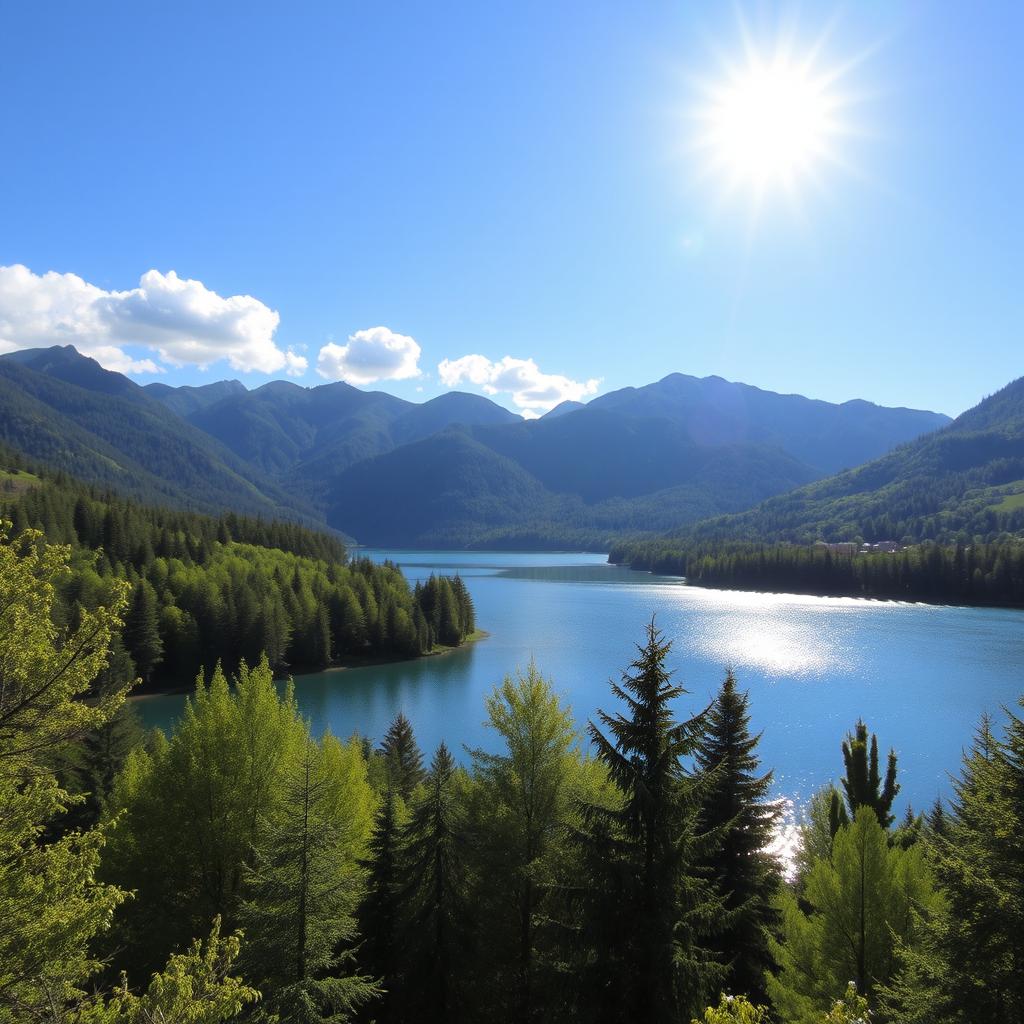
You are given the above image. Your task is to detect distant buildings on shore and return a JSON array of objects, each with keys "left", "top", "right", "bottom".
[{"left": 812, "top": 540, "right": 902, "bottom": 555}]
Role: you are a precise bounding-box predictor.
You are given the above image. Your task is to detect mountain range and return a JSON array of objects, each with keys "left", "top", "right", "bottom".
[
  {"left": 662, "top": 373, "right": 1024, "bottom": 547},
  {"left": 0, "top": 345, "right": 956, "bottom": 547}
]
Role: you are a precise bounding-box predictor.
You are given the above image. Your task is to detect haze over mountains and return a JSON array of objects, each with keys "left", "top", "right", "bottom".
[{"left": 0, "top": 345, "right": 953, "bottom": 547}]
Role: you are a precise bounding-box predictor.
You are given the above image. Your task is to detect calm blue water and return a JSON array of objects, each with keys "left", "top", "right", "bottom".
[{"left": 136, "top": 550, "right": 1024, "bottom": 812}]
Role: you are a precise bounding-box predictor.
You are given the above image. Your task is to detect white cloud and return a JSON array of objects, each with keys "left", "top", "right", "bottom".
[
  {"left": 0, "top": 263, "right": 302, "bottom": 376},
  {"left": 284, "top": 350, "right": 308, "bottom": 377},
  {"left": 316, "top": 326, "right": 422, "bottom": 385},
  {"left": 79, "top": 344, "right": 165, "bottom": 375},
  {"left": 437, "top": 354, "right": 600, "bottom": 415}
]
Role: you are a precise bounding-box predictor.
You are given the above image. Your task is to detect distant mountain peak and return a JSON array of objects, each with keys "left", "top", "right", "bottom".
[{"left": 542, "top": 400, "right": 586, "bottom": 419}]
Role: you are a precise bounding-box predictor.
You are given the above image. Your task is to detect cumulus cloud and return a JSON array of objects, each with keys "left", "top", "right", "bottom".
[
  {"left": 284, "top": 350, "right": 308, "bottom": 377},
  {"left": 0, "top": 263, "right": 305, "bottom": 376},
  {"left": 316, "top": 326, "right": 422, "bottom": 385},
  {"left": 437, "top": 354, "right": 600, "bottom": 415}
]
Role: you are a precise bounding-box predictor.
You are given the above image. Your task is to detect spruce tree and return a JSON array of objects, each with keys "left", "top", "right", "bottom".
[
  {"left": 573, "top": 620, "right": 722, "bottom": 1022},
  {"left": 122, "top": 578, "right": 164, "bottom": 684},
  {"left": 358, "top": 786, "right": 402, "bottom": 1023},
  {"left": 396, "top": 742, "right": 468, "bottom": 1024},
  {"left": 239, "top": 738, "right": 379, "bottom": 1023},
  {"left": 468, "top": 663, "right": 579, "bottom": 1023},
  {"left": 378, "top": 712, "right": 425, "bottom": 802},
  {"left": 63, "top": 637, "right": 145, "bottom": 831},
  {"left": 829, "top": 719, "right": 899, "bottom": 831},
  {"left": 694, "top": 670, "right": 781, "bottom": 1004},
  {"left": 911, "top": 711, "right": 1024, "bottom": 1022}
]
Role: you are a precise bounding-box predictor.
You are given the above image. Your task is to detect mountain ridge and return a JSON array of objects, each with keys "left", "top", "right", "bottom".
[{"left": 0, "top": 345, "right": 957, "bottom": 546}]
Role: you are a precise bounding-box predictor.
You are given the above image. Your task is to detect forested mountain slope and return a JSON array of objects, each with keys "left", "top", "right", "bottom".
[
  {"left": 671, "top": 374, "right": 1024, "bottom": 545},
  {"left": 609, "top": 377, "right": 1024, "bottom": 606},
  {"left": 0, "top": 346, "right": 954, "bottom": 546},
  {"left": 0, "top": 349, "right": 309, "bottom": 521}
]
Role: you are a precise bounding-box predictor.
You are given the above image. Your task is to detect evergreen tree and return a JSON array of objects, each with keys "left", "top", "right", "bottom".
[
  {"left": 905, "top": 712, "right": 1024, "bottom": 1022},
  {"left": 693, "top": 670, "right": 781, "bottom": 1004},
  {"left": 396, "top": 743, "right": 468, "bottom": 1024},
  {"left": 829, "top": 719, "right": 899, "bottom": 831},
  {"left": 468, "top": 663, "right": 579, "bottom": 1023},
  {"left": 63, "top": 637, "right": 145, "bottom": 831},
  {"left": 358, "top": 786, "right": 403, "bottom": 1024},
  {"left": 572, "top": 620, "right": 722, "bottom": 1022},
  {"left": 239, "top": 737, "right": 379, "bottom": 1023},
  {"left": 768, "top": 807, "right": 941, "bottom": 1021},
  {"left": 122, "top": 577, "right": 164, "bottom": 684},
  {"left": 379, "top": 712, "right": 425, "bottom": 802}
]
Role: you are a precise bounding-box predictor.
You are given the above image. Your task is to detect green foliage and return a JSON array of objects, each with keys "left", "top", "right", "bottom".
[
  {"left": 467, "top": 664, "right": 581, "bottom": 1021},
  {"left": 377, "top": 712, "right": 425, "bottom": 801},
  {"left": 611, "top": 538, "right": 1024, "bottom": 608},
  {"left": 692, "top": 994, "right": 772, "bottom": 1023},
  {"left": 0, "top": 526, "right": 256, "bottom": 1023},
  {"left": 830, "top": 720, "right": 900, "bottom": 831},
  {"left": 694, "top": 671, "right": 782, "bottom": 1004},
  {"left": 81, "top": 919, "right": 259, "bottom": 1024},
  {"left": 571, "top": 620, "right": 723, "bottom": 1022},
  {"left": 357, "top": 787, "right": 405, "bottom": 1024},
  {"left": 1, "top": 473, "right": 477, "bottom": 683},
  {"left": 879, "top": 709, "right": 1024, "bottom": 1022},
  {"left": 769, "top": 807, "right": 942, "bottom": 1022},
  {"left": 103, "top": 657, "right": 309, "bottom": 973},
  {"left": 0, "top": 526, "right": 130, "bottom": 1019},
  {"left": 396, "top": 743, "right": 469, "bottom": 1023},
  {"left": 239, "top": 737, "right": 379, "bottom": 1023},
  {"left": 821, "top": 983, "right": 872, "bottom": 1024}
]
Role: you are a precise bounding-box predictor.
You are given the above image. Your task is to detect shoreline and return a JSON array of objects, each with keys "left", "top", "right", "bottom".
[
  {"left": 611, "top": 559, "right": 1024, "bottom": 612},
  {"left": 130, "top": 628, "right": 490, "bottom": 699}
]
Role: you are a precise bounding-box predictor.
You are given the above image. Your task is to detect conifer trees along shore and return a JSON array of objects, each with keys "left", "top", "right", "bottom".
[
  {"left": 2, "top": 525, "right": 1023, "bottom": 1022},
  {"left": 0, "top": 473, "right": 477, "bottom": 687}
]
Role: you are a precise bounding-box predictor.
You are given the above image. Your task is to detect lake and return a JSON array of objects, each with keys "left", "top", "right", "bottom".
[{"left": 136, "top": 549, "right": 1024, "bottom": 814}]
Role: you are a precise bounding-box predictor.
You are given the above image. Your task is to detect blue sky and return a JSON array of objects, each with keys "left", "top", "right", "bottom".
[{"left": 0, "top": 1, "right": 1020, "bottom": 417}]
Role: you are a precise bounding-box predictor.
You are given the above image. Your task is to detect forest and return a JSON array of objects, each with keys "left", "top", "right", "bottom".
[
  {"left": 0, "top": 466, "right": 477, "bottom": 685},
  {"left": 610, "top": 538, "right": 1024, "bottom": 607},
  {"left": 2, "top": 523, "right": 1022, "bottom": 1023}
]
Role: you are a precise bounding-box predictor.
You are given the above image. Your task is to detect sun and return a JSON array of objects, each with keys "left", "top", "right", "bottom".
[{"left": 696, "top": 43, "right": 846, "bottom": 198}]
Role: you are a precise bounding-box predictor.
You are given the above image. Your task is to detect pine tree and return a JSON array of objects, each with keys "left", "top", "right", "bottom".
[
  {"left": 468, "top": 663, "right": 579, "bottom": 1023},
  {"left": 122, "top": 577, "right": 164, "bottom": 684},
  {"left": 573, "top": 620, "right": 722, "bottom": 1022},
  {"left": 358, "top": 787, "right": 403, "bottom": 1023},
  {"left": 912, "top": 711, "right": 1024, "bottom": 1021},
  {"left": 769, "top": 807, "right": 941, "bottom": 1020},
  {"left": 693, "top": 670, "right": 781, "bottom": 1004},
  {"left": 378, "top": 712, "right": 425, "bottom": 802},
  {"left": 450, "top": 575, "right": 475, "bottom": 637},
  {"left": 239, "top": 738, "right": 379, "bottom": 1023},
  {"left": 829, "top": 719, "right": 899, "bottom": 831},
  {"left": 63, "top": 637, "right": 145, "bottom": 830},
  {"left": 396, "top": 743, "right": 468, "bottom": 1023}
]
